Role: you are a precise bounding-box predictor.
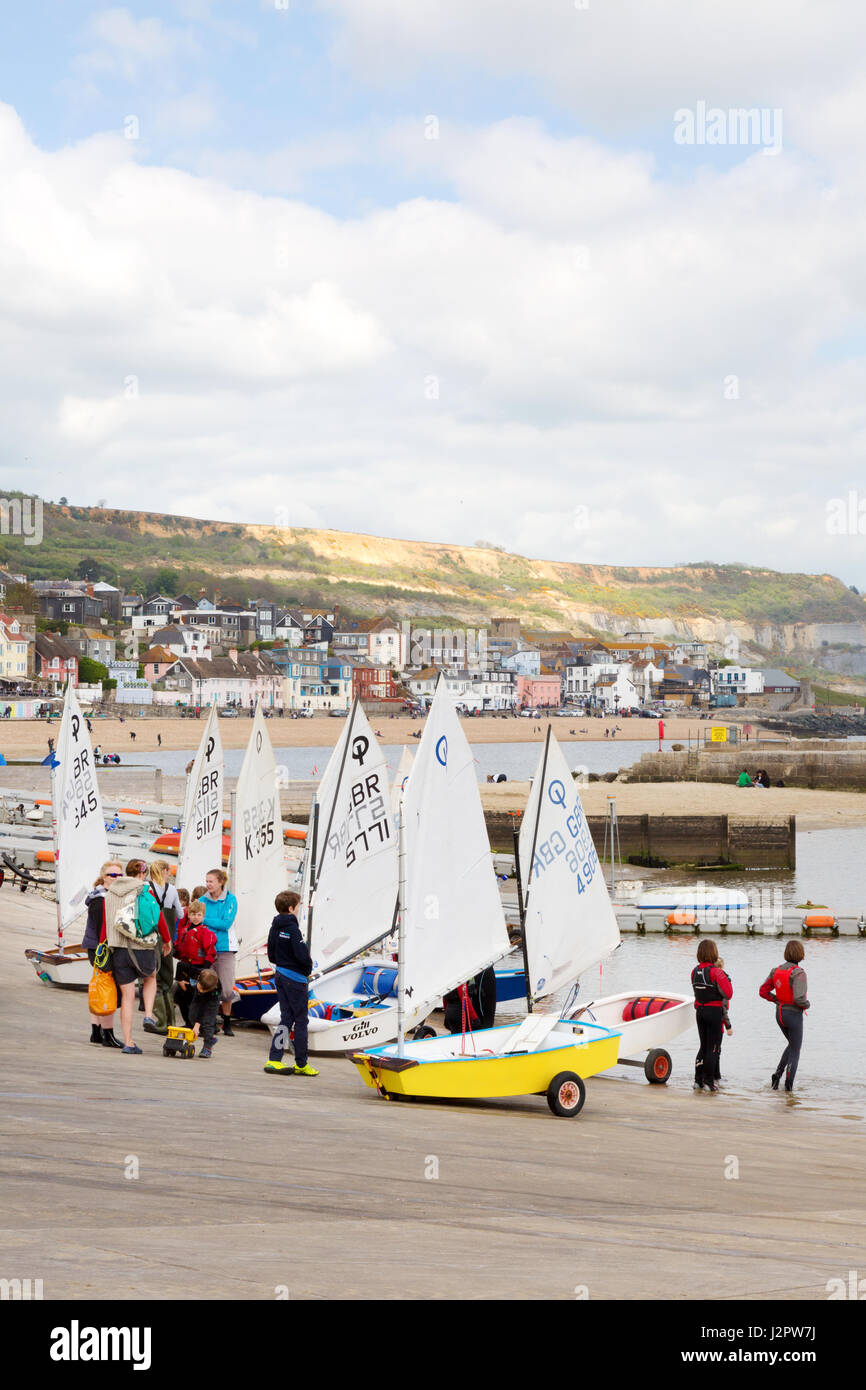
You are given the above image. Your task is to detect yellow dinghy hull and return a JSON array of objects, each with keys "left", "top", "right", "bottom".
[{"left": 348, "top": 1020, "right": 621, "bottom": 1112}]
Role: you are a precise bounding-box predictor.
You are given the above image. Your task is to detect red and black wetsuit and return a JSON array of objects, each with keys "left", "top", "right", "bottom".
[
  {"left": 691, "top": 963, "right": 733, "bottom": 1089},
  {"left": 759, "top": 963, "right": 809, "bottom": 1088}
]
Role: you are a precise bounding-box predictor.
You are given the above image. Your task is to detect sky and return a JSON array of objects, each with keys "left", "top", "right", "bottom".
[{"left": 2, "top": 1, "right": 866, "bottom": 584}]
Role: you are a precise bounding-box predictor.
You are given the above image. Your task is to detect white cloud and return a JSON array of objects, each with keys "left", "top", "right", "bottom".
[{"left": 3, "top": 96, "right": 866, "bottom": 582}]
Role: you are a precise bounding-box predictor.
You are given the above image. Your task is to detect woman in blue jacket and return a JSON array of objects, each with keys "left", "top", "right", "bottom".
[{"left": 201, "top": 869, "right": 239, "bottom": 1036}]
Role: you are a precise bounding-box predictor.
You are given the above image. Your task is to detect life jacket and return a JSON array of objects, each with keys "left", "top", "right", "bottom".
[
  {"left": 175, "top": 920, "right": 217, "bottom": 967},
  {"left": 772, "top": 965, "right": 796, "bottom": 1006},
  {"left": 692, "top": 963, "right": 724, "bottom": 1006}
]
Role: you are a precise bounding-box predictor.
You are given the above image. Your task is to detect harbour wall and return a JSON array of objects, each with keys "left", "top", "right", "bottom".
[
  {"left": 626, "top": 746, "right": 866, "bottom": 791},
  {"left": 482, "top": 809, "right": 795, "bottom": 866}
]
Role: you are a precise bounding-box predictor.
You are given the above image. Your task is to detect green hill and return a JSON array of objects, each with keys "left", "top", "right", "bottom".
[{"left": 3, "top": 495, "right": 865, "bottom": 648}]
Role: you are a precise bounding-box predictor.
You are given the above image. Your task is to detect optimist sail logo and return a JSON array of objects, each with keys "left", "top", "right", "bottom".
[{"left": 50, "top": 1321, "right": 152, "bottom": 1371}]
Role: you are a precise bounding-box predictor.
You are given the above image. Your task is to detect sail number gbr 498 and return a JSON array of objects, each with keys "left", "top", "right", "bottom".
[{"left": 530, "top": 783, "right": 599, "bottom": 892}]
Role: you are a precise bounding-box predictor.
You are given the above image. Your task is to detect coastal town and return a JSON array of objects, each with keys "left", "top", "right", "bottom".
[{"left": 0, "top": 570, "right": 808, "bottom": 720}]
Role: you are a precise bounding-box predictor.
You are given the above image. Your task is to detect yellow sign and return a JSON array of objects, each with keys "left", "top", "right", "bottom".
[{"left": 710, "top": 727, "right": 728, "bottom": 742}]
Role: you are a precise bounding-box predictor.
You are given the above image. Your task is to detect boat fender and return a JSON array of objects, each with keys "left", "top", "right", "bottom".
[{"left": 802, "top": 914, "right": 835, "bottom": 930}]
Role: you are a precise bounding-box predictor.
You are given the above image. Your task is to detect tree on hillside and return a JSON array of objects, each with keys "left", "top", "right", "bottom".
[
  {"left": 76, "top": 557, "right": 119, "bottom": 585},
  {"left": 151, "top": 567, "right": 179, "bottom": 595}
]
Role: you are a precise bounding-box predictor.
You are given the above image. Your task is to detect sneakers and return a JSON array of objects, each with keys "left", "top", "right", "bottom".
[
  {"left": 263, "top": 1060, "right": 292, "bottom": 1074},
  {"left": 200, "top": 1047, "right": 212, "bottom": 1059},
  {"left": 121, "top": 1044, "right": 142, "bottom": 1055},
  {"left": 294, "top": 1063, "right": 319, "bottom": 1077},
  {"left": 142, "top": 1016, "right": 166, "bottom": 1036}
]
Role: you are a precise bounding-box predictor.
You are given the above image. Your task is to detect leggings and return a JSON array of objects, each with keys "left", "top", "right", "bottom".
[
  {"left": 775, "top": 1005, "right": 804, "bottom": 1087},
  {"left": 694, "top": 1006, "right": 724, "bottom": 1088}
]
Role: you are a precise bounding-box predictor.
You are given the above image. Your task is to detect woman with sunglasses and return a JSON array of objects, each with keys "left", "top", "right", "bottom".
[{"left": 83, "top": 861, "right": 125, "bottom": 1048}]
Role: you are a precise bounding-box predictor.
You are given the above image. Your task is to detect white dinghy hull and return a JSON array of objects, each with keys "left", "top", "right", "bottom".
[
  {"left": 569, "top": 991, "right": 693, "bottom": 1082},
  {"left": 261, "top": 956, "right": 431, "bottom": 1054}
]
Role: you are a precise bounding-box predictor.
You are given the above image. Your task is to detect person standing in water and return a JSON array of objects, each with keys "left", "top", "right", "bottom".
[
  {"left": 691, "top": 939, "right": 732, "bottom": 1093},
  {"left": 759, "top": 940, "right": 809, "bottom": 1092}
]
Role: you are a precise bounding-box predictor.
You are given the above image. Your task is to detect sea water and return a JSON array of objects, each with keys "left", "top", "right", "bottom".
[{"left": 502, "top": 934, "right": 865, "bottom": 1119}]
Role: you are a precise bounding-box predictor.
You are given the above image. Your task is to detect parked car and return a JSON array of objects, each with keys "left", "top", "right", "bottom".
[
  {"left": 329, "top": 708, "right": 349, "bottom": 717},
  {"left": 219, "top": 707, "right": 239, "bottom": 718}
]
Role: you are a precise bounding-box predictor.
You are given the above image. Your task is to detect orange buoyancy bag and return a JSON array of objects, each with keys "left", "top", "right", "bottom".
[{"left": 622, "top": 997, "right": 676, "bottom": 1021}]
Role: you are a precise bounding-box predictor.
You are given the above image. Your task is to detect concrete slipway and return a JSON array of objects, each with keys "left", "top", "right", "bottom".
[{"left": 1, "top": 892, "right": 864, "bottom": 1301}]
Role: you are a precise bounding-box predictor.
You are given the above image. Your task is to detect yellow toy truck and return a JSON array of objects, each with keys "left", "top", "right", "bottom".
[{"left": 163, "top": 1025, "right": 196, "bottom": 1059}]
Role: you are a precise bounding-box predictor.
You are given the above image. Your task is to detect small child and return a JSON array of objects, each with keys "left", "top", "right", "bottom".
[
  {"left": 718, "top": 956, "right": 734, "bottom": 1040},
  {"left": 173, "top": 898, "right": 217, "bottom": 1026},
  {"left": 189, "top": 968, "right": 220, "bottom": 1058}
]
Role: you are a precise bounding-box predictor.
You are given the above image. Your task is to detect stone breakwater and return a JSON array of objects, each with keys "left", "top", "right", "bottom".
[{"left": 625, "top": 745, "right": 866, "bottom": 792}]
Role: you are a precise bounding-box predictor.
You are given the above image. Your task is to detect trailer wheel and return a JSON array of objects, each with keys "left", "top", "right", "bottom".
[
  {"left": 645, "top": 1048, "right": 672, "bottom": 1084},
  {"left": 413, "top": 1024, "right": 436, "bottom": 1040},
  {"left": 546, "top": 1071, "right": 586, "bottom": 1117}
]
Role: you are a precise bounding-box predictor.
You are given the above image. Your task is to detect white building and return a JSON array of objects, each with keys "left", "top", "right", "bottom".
[
  {"left": 712, "top": 666, "right": 764, "bottom": 696},
  {"left": 594, "top": 668, "right": 639, "bottom": 711},
  {"left": 501, "top": 648, "right": 541, "bottom": 677}
]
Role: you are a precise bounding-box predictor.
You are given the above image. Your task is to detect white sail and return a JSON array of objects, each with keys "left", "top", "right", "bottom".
[
  {"left": 519, "top": 728, "right": 621, "bottom": 1002},
  {"left": 390, "top": 745, "right": 414, "bottom": 819},
  {"left": 53, "top": 683, "right": 109, "bottom": 934},
  {"left": 232, "top": 705, "right": 286, "bottom": 973},
  {"left": 176, "top": 704, "right": 224, "bottom": 891},
  {"left": 305, "top": 702, "right": 397, "bottom": 970},
  {"left": 400, "top": 681, "right": 510, "bottom": 1008}
]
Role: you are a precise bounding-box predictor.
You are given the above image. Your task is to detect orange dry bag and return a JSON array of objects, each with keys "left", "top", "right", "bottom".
[{"left": 88, "top": 967, "right": 118, "bottom": 1017}]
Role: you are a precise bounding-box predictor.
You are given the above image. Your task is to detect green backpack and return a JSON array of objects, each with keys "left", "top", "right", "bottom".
[{"left": 135, "top": 887, "right": 162, "bottom": 938}]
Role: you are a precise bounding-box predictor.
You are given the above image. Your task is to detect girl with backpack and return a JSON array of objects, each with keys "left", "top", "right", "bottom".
[
  {"left": 103, "top": 860, "right": 172, "bottom": 1053},
  {"left": 691, "top": 939, "right": 733, "bottom": 1093},
  {"left": 759, "top": 940, "right": 810, "bottom": 1092},
  {"left": 148, "top": 861, "right": 183, "bottom": 1032}
]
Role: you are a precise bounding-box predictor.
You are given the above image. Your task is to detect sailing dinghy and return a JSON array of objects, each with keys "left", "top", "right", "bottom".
[
  {"left": 25, "top": 683, "right": 110, "bottom": 987},
  {"left": 176, "top": 703, "right": 225, "bottom": 891},
  {"left": 259, "top": 701, "right": 430, "bottom": 1052},
  {"left": 349, "top": 710, "right": 622, "bottom": 1115},
  {"left": 230, "top": 704, "right": 289, "bottom": 977},
  {"left": 518, "top": 728, "right": 692, "bottom": 1084}
]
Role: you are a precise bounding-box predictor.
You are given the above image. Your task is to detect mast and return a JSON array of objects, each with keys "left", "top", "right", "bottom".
[
  {"left": 520, "top": 724, "right": 552, "bottom": 1013},
  {"left": 50, "top": 759, "right": 63, "bottom": 951},
  {"left": 512, "top": 820, "right": 531, "bottom": 1014},
  {"left": 396, "top": 803, "right": 407, "bottom": 1057},
  {"left": 228, "top": 790, "right": 237, "bottom": 897},
  {"left": 305, "top": 800, "right": 320, "bottom": 950}
]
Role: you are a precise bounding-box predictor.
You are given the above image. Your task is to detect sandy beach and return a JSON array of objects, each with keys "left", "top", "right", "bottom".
[
  {"left": 2, "top": 757, "right": 865, "bottom": 831},
  {"left": 3, "top": 711, "right": 733, "bottom": 758}
]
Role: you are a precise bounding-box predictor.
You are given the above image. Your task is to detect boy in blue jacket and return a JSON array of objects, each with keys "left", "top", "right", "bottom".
[{"left": 264, "top": 891, "right": 317, "bottom": 1076}]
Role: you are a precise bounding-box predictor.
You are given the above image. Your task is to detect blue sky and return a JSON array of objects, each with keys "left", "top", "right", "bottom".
[{"left": 1, "top": 1, "right": 866, "bottom": 585}]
